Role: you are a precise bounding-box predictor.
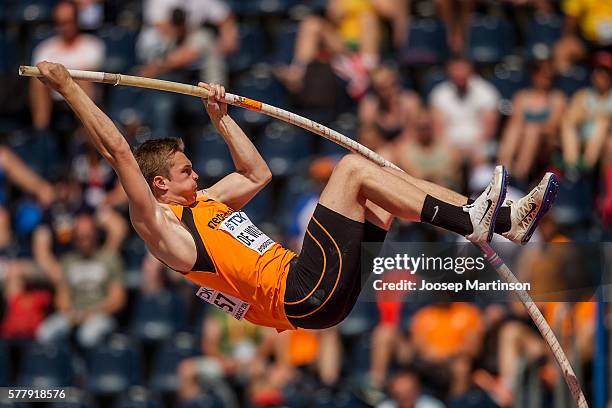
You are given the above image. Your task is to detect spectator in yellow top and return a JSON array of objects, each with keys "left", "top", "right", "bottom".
[
  {"left": 562, "top": 0, "right": 612, "bottom": 47},
  {"left": 554, "top": 0, "right": 612, "bottom": 72}
]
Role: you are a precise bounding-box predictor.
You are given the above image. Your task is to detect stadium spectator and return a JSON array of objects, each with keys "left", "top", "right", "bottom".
[
  {"left": 360, "top": 269, "right": 416, "bottom": 405},
  {"left": 137, "top": 6, "right": 227, "bottom": 85},
  {"left": 275, "top": 0, "right": 383, "bottom": 97},
  {"left": 358, "top": 64, "right": 422, "bottom": 151},
  {"left": 474, "top": 215, "right": 592, "bottom": 407},
  {"left": 436, "top": 0, "right": 475, "bottom": 53},
  {"left": 0, "top": 146, "right": 54, "bottom": 253},
  {"left": 0, "top": 263, "right": 52, "bottom": 340},
  {"left": 30, "top": 0, "right": 105, "bottom": 132},
  {"left": 377, "top": 370, "right": 445, "bottom": 408},
  {"left": 545, "top": 302, "right": 595, "bottom": 361},
  {"left": 410, "top": 302, "right": 484, "bottom": 400},
  {"left": 36, "top": 213, "right": 126, "bottom": 348},
  {"left": 381, "top": 110, "right": 462, "bottom": 191},
  {"left": 554, "top": 0, "right": 612, "bottom": 72},
  {"left": 71, "top": 141, "right": 127, "bottom": 210},
  {"left": 561, "top": 52, "right": 612, "bottom": 173},
  {"left": 73, "top": 0, "right": 104, "bottom": 30},
  {"left": 140, "top": 0, "right": 238, "bottom": 56},
  {"left": 599, "top": 137, "right": 612, "bottom": 227},
  {"left": 561, "top": 0, "right": 612, "bottom": 50},
  {"left": 176, "top": 307, "right": 279, "bottom": 406},
  {"left": 474, "top": 302, "right": 551, "bottom": 407},
  {"left": 28, "top": 174, "right": 126, "bottom": 285},
  {"left": 372, "top": 0, "right": 409, "bottom": 51},
  {"left": 430, "top": 56, "right": 500, "bottom": 168},
  {"left": 137, "top": 7, "right": 227, "bottom": 136},
  {"left": 137, "top": 0, "right": 237, "bottom": 81},
  {"left": 498, "top": 59, "right": 566, "bottom": 184}
]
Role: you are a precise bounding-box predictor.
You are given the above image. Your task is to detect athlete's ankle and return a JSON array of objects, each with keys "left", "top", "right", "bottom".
[{"left": 420, "top": 195, "right": 474, "bottom": 236}]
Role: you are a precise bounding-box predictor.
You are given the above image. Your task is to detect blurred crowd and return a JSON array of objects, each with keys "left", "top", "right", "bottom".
[{"left": 0, "top": 0, "right": 611, "bottom": 407}]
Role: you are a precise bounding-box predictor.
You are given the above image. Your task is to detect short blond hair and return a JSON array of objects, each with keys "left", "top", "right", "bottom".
[{"left": 134, "top": 138, "right": 185, "bottom": 189}]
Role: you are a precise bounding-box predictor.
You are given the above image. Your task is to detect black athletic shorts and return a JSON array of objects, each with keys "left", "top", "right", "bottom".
[{"left": 284, "top": 204, "right": 387, "bottom": 329}]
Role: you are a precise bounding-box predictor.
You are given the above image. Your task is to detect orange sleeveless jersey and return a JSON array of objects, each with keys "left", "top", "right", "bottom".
[{"left": 168, "top": 197, "right": 297, "bottom": 330}]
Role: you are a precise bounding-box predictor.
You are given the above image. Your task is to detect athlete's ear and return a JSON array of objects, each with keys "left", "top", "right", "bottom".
[{"left": 153, "top": 175, "right": 169, "bottom": 192}]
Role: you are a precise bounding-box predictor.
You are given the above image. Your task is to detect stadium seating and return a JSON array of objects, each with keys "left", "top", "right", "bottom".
[
  {"left": 237, "top": 0, "right": 295, "bottom": 16},
  {"left": 228, "top": 70, "right": 284, "bottom": 128},
  {"left": 107, "top": 86, "right": 145, "bottom": 127},
  {"left": 447, "top": 388, "right": 496, "bottom": 407},
  {"left": 99, "top": 26, "right": 137, "bottom": 73},
  {"left": 27, "top": 24, "right": 54, "bottom": 61},
  {"left": 131, "top": 289, "right": 187, "bottom": 343},
  {"left": 10, "top": 128, "right": 61, "bottom": 175},
  {"left": 401, "top": 19, "right": 448, "bottom": 67},
  {"left": 0, "top": 342, "right": 8, "bottom": 386},
  {"left": 121, "top": 234, "right": 148, "bottom": 274},
  {"left": 319, "top": 113, "right": 357, "bottom": 157},
  {"left": 420, "top": 67, "right": 446, "bottom": 99},
  {"left": 270, "top": 22, "right": 299, "bottom": 66},
  {"left": 18, "top": 342, "right": 75, "bottom": 387},
  {"left": 338, "top": 300, "right": 379, "bottom": 337},
  {"left": 193, "top": 126, "right": 234, "bottom": 179},
  {"left": 49, "top": 403, "right": 94, "bottom": 408},
  {"left": 347, "top": 335, "right": 373, "bottom": 373},
  {"left": 554, "top": 177, "right": 594, "bottom": 225},
  {"left": 85, "top": 334, "right": 141, "bottom": 395},
  {"left": 228, "top": 25, "right": 268, "bottom": 74},
  {"left": 0, "top": 30, "right": 21, "bottom": 134},
  {"left": 12, "top": 0, "right": 56, "bottom": 23},
  {"left": 116, "top": 387, "right": 163, "bottom": 408},
  {"left": 490, "top": 63, "right": 529, "bottom": 115},
  {"left": 176, "top": 392, "right": 226, "bottom": 408},
  {"left": 241, "top": 184, "right": 274, "bottom": 224},
  {"left": 0, "top": 30, "right": 17, "bottom": 74},
  {"left": 525, "top": 14, "right": 562, "bottom": 60},
  {"left": 491, "top": 63, "right": 529, "bottom": 101},
  {"left": 556, "top": 65, "right": 591, "bottom": 96},
  {"left": 467, "top": 15, "right": 515, "bottom": 64},
  {"left": 149, "top": 333, "right": 198, "bottom": 393},
  {"left": 260, "top": 120, "right": 313, "bottom": 176}
]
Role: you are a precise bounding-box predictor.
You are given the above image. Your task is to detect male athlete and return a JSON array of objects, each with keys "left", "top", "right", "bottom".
[{"left": 35, "top": 62, "right": 558, "bottom": 331}]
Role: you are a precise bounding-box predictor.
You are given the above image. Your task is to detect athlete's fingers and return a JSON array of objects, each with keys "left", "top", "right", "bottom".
[
  {"left": 212, "top": 84, "right": 223, "bottom": 101},
  {"left": 198, "top": 82, "right": 213, "bottom": 103}
]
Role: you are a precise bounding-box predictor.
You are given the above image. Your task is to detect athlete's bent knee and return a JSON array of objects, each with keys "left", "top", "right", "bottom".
[{"left": 335, "top": 154, "right": 370, "bottom": 178}]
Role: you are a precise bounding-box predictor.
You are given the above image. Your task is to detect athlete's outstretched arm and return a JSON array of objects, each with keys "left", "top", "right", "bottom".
[
  {"left": 199, "top": 83, "right": 272, "bottom": 210},
  {"left": 35, "top": 62, "right": 161, "bottom": 237}
]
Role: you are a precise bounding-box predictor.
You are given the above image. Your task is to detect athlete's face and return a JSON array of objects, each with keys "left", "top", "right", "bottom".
[{"left": 167, "top": 151, "right": 199, "bottom": 203}]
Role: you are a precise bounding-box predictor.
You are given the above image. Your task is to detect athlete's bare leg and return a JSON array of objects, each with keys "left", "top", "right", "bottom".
[
  {"left": 319, "top": 154, "right": 507, "bottom": 242},
  {"left": 364, "top": 163, "right": 470, "bottom": 232},
  {"left": 381, "top": 166, "right": 468, "bottom": 206},
  {"left": 320, "top": 154, "right": 427, "bottom": 223},
  {"left": 365, "top": 200, "right": 394, "bottom": 230}
]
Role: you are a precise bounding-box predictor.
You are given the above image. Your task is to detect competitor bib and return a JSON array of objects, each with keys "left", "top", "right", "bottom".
[
  {"left": 218, "top": 211, "right": 276, "bottom": 255},
  {"left": 195, "top": 286, "right": 251, "bottom": 320}
]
